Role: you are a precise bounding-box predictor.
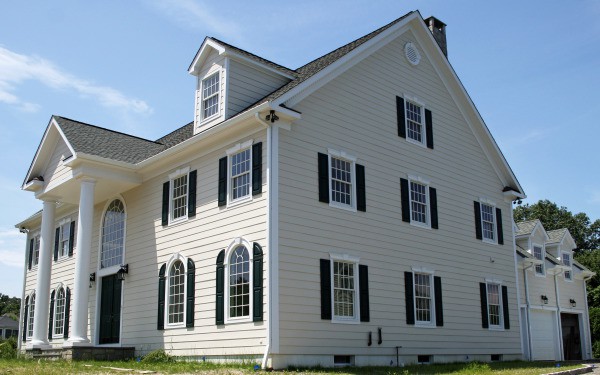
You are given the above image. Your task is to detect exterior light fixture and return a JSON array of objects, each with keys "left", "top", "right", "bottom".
[
  {"left": 541, "top": 295, "right": 548, "bottom": 305},
  {"left": 570, "top": 299, "right": 576, "bottom": 308},
  {"left": 89, "top": 272, "right": 96, "bottom": 288},
  {"left": 117, "top": 264, "right": 129, "bottom": 281}
]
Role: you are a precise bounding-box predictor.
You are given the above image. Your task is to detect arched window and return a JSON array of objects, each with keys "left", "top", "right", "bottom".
[
  {"left": 53, "top": 287, "right": 66, "bottom": 336},
  {"left": 229, "top": 246, "right": 250, "bottom": 319},
  {"left": 168, "top": 260, "right": 185, "bottom": 325},
  {"left": 27, "top": 293, "right": 35, "bottom": 338},
  {"left": 101, "top": 199, "right": 126, "bottom": 268}
]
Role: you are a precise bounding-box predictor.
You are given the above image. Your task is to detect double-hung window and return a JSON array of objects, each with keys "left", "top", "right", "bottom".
[
  {"left": 33, "top": 234, "right": 40, "bottom": 267},
  {"left": 168, "top": 168, "right": 191, "bottom": 224},
  {"left": 481, "top": 203, "right": 496, "bottom": 242},
  {"left": 333, "top": 260, "right": 357, "bottom": 321},
  {"left": 487, "top": 282, "right": 502, "bottom": 328},
  {"left": 405, "top": 99, "right": 425, "bottom": 145},
  {"left": 410, "top": 180, "right": 429, "bottom": 225},
  {"left": 317, "top": 149, "right": 366, "bottom": 212},
  {"left": 202, "top": 73, "right": 219, "bottom": 119},
  {"left": 414, "top": 272, "right": 433, "bottom": 325},
  {"left": 231, "top": 148, "right": 251, "bottom": 202},
  {"left": 58, "top": 221, "right": 71, "bottom": 258},
  {"left": 533, "top": 245, "right": 545, "bottom": 275},
  {"left": 562, "top": 252, "right": 572, "bottom": 281},
  {"left": 330, "top": 156, "right": 354, "bottom": 208}
]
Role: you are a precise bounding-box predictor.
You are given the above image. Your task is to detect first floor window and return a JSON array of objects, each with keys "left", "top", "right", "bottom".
[
  {"left": 533, "top": 245, "right": 544, "bottom": 275},
  {"left": 562, "top": 252, "right": 572, "bottom": 280},
  {"left": 481, "top": 203, "right": 496, "bottom": 242},
  {"left": 333, "top": 260, "right": 357, "bottom": 319},
  {"left": 405, "top": 99, "right": 424, "bottom": 144},
  {"left": 59, "top": 221, "right": 71, "bottom": 258},
  {"left": 168, "top": 260, "right": 185, "bottom": 324},
  {"left": 171, "top": 174, "right": 188, "bottom": 221},
  {"left": 202, "top": 72, "right": 219, "bottom": 119},
  {"left": 54, "top": 288, "right": 66, "bottom": 336},
  {"left": 101, "top": 199, "right": 126, "bottom": 268},
  {"left": 414, "top": 273, "right": 432, "bottom": 324},
  {"left": 229, "top": 246, "right": 250, "bottom": 319},
  {"left": 487, "top": 283, "right": 502, "bottom": 328},
  {"left": 27, "top": 293, "right": 35, "bottom": 338},
  {"left": 33, "top": 235, "right": 40, "bottom": 267},
  {"left": 231, "top": 149, "right": 251, "bottom": 201},
  {"left": 410, "top": 181, "right": 428, "bottom": 224},
  {"left": 158, "top": 255, "right": 196, "bottom": 329}
]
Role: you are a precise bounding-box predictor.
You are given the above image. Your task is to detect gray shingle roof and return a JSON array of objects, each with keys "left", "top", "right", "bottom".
[
  {"left": 547, "top": 228, "right": 568, "bottom": 244},
  {"left": 0, "top": 314, "right": 19, "bottom": 329},
  {"left": 515, "top": 220, "right": 539, "bottom": 236}
]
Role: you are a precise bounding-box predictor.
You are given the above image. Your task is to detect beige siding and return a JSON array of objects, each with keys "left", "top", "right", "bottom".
[
  {"left": 227, "top": 60, "right": 290, "bottom": 119},
  {"left": 43, "top": 138, "right": 72, "bottom": 192},
  {"left": 276, "top": 30, "right": 520, "bottom": 360}
]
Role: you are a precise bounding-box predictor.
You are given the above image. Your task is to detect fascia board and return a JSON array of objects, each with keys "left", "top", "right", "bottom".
[{"left": 188, "top": 38, "right": 227, "bottom": 75}]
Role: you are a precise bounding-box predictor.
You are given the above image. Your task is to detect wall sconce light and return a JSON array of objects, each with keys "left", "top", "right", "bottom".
[
  {"left": 89, "top": 272, "right": 96, "bottom": 288},
  {"left": 541, "top": 295, "right": 548, "bottom": 305},
  {"left": 117, "top": 264, "right": 129, "bottom": 281},
  {"left": 570, "top": 299, "right": 576, "bottom": 308},
  {"left": 265, "top": 110, "right": 279, "bottom": 123}
]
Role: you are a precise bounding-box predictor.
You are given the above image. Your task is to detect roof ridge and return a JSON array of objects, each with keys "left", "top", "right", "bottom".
[{"left": 54, "top": 116, "right": 162, "bottom": 145}]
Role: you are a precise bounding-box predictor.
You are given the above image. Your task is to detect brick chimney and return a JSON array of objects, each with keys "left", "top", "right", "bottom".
[{"left": 424, "top": 16, "right": 447, "bottom": 57}]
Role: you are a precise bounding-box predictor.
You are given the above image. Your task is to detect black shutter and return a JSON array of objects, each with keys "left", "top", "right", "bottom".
[
  {"left": 253, "top": 243, "right": 264, "bottom": 322},
  {"left": 356, "top": 164, "right": 366, "bottom": 212},
  {"left": 68, "top": 221, "right": 75, "bottom": 256},
  {"left": 359, "top": 264, "right": 370, "bottom": 322},
  {"left": 54, "top": 227, "right": 60, "bottom": 261},
  {"left": 474, "top": 201, "right": 482, "bottom": 240},
  {"left": 480, "top": 283, "right": 489, "bottom": 328},
  {"left": 434, "top": 276, "right": 443, "bottom": 327},
  {"left": 63, "top": 288, "right": 70, "bottom": 339},
  {"left": 28, "top": 239, "right": 33, "bottom": 270},
  {"left": 186, "top": 259, "right": 195, "bottom": 327},
  {"left": 405, "top": 272, "right": 415, "bottom": 325},
  {"left": 157, "top": 264, "right": 166, "bottom": 330},
  {"left": 400, "top": 178, "right": 410, "bottom": 223},
  {"left": 425, "top": 109, "right": 434, "bottom": 149},
  {"left": 318, "top": 153, "right": 329, "bottom": 203},
  {"left": 252, "top": 142, "right": 262, "bottom": 195},
  {"left": 429, "top": 187, "right": 438, "bottom": 229},
  {"left": 48, "top": 290, "right": 55, "bottom": 340},
  {"left": 162, "top": 181, "right": 170, "bottom": 226},
  {"left": 502, "top": 285, "right": 510, "bottom": 329},
  {"left": 216, "top": 250, "right": 225, "bottom": 325},
  {"left": 188, "top": 170, "right": 197, "bottom": 218},
  {"left": 22, "top": 296, "right": 28, "bottom": 341},
  {"left": 396, "top": 96, "right": 406, "bottom": 138},
  {"left": 496, "top": 208, "right": 504, "bottom": 245},
  {"left": 320, "top": 259, "right": 332, "bottom": 320},
  {"left": 218, "top": 157, "right": 227, "bottom": 207}
]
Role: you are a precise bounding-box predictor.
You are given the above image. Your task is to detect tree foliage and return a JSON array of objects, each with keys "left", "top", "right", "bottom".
[
  {"left": 513, "top": 199, "right": 600, "bottom": 251},
  {"left": 0, "top": 293, "right": 21, "bottom": 321}
]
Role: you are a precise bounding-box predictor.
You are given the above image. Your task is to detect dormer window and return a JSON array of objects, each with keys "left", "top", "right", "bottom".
[
  {"left": 562, "top": 252, "right": 572, "bottom": 281},
  {"left": 202, "top": 73, "right": 219, "bottom": 119},
  {"left": 533, "top": 245, "right": 545, "bottom": 276}
]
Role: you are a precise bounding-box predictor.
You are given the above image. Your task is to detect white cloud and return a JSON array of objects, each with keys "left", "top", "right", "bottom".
[
  {"left": 0, "top": 228, "right": 26, "bottom": 268},
  {"left": 0, "top": 46, "right": 152, "bottom": 114}
]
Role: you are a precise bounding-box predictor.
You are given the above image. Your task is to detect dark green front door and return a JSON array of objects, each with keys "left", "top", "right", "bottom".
[{"left": 99, "top": 274, "right": 122, "bottom": 344}]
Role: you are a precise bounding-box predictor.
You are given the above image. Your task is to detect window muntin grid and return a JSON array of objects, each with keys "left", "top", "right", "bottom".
[
  {"left": 410, "top": 181, "right": 428, "bottom": 224},
  {"left": 481, "top": 204, "right": 495, "bottom": 241},
  {"left": 59, "top": 222, "right": 70, "bottom": 258},
  {"left": 562, "top": 253, "right": 572, "bottom": 280},
  {"left": 414, "top": 273, "right": 432, "bottom": 323},
  {"left": 27, "top": 294, "right": 35, "bottom": 338},
  {"left": 405, "top": 101, "right": 423, "bottom": 143},
  {"left": 231, "top": 149, "right": 251, "bottom": 201},
  {"left": 168, "top": 260, "right": 185, "bottom": 324},
  {"left": 54, "top": 288, "right": 65, "bottom": 336},
  {"left": 333, "top": 261, "right": 356, "bottom": 319},
  {"left": 202, "top": 73, "right": 219, "bottom": 119},
  {"left": 33, "top": 235, "right": 40, "bottom": 266},
  {"left": 487, "top": 283, "right": 501, "bottom": 327},
  {"left": 229, "top": 246, "right": 250, "bottom": 318},
  {"left": 330, "top": 157, "right": 352, "bottom": 206},
  {"left": 171, "top": 174, "right": 188, "bottom": 221},
  {"left": 533, "top": 246, "right": 544, "bottom": 275},
  {"left": 100, "top": 199, "right": 125, "bottom": 269}
]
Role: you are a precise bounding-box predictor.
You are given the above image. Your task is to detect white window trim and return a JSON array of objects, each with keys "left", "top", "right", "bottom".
[
  {"left": 403, "top": 94, "right": 427, "bottom": 148},
  {"left": 224, "top": 237, "right": 253, "bottom": 324},
  {"left": 330, "top": 253, "right": 360, "bottom": 324},
  {"left": 484, "top": 279, "right": 504, "bottom": 330},
  {"left": 561, "top": 251, "right": 573, "bottom": 281},
  {"left": 410, "top": 267, "right": 436, "bottom": 327},
  {"left": 165, "top": 253, "right": 187, "bottom": 329},
  {"left": 97, "top": 197, "right": 127, "bottom": 273},
  {"left": 226, "top": 140, "right": 253, "bottom": 207},
  {"left": 407, "top": 175, "right": 431, "bottom": 229},
  {"left": 327, "top": 149, "right": 357, "bottom": 212},
  {"left": 52, "top": 284, "right": 66, "bottom": 338},
  {"left": 27, "top": 292, "right": 35, "bottom": 339},
  {"left": 30, "top": 232, "right": 40, "bottom": 270},
  {"left": 200, "top": 71, "right": 220, "bottom": 122},
  {"left": 479, "top": 198, "right": 498, "bottom": 245},
  {"left": 532, "top": 243, "right": 546, "bottom": 277},
  {"left": 168, "top": 167, "right": 191, "bottom": 225},
  {"left": 57, "top": 217, "right": 74, "bottom": 260}
]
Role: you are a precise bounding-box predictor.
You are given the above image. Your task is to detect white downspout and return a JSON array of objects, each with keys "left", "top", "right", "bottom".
[
  {"left": 554, "top": 271, "right": 564, "bottom": 360},
  {"left": 510, "top": 210, "right": 525, "bottom": 360},
  {"left": 522, "top": 263, "right": 534, "bottom": 360},
  {"left": 582, "top": 275, "right": 593, "bottom": 359},
  {"left": 259, "top": 116, "right": 272, "bottom": 369}
]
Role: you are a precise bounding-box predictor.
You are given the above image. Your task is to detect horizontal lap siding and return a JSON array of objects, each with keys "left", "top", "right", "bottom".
[
  {"left": 44, "top": 139, "right": 72, "bottom": 191},
  {"left": 277, "top": 30, "right": 520, "bottom": 356},
  {"left": 85, "top": 130, "right": 268, "bottom": 355}
]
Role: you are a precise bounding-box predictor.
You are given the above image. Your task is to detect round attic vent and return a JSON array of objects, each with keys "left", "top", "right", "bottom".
[{"left": 404, "top": 42, "right": 421, "bottom": 66}]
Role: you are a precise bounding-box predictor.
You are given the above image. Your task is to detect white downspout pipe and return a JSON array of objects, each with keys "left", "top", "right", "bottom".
[
  {"left": 582, "top": 275, "right": 593, "bottom": 359},
  {"left": 522, "top": 263, "right": 534, "bottom": 360},
  {"left": 554, "top": 271, "right": 564, "bottom": 360},
  {"left": 510, "top": 210, "right": 525, "bottom": 360}
]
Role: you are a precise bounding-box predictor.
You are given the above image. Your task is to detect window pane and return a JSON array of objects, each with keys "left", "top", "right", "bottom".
[
  {"left": 410, "top": 181, "right": 427, "bottom": 224},
  {"left": 333, "top": 261, "right": 355, "bottom": 318},
  {"left": 406, "top": 101, "right": 423, "bottom": 143},
  {"left": 171, "top": 174, "right": 188, "bottom": 220},
  {"left": 487, "top": 283, "right": 501, "bottom": 327},
  {"left": 481, "top": 204, "right": 495, "bottom": 240},
  {"left": 330, "top": 157, "right": 352, "bottom": 206},
  {"left": 202, "top": 73, "right": 219, "bottom": 118},
  {"left": 168, "top": 261, "right": 185, "bottom": 324},
  {"left": 229, "top": 246, "right": 250, "bottom": 318},
  {"left": 414, "top": 273, "right": 432, "bottom": 323},
  {"left": 54, "top": 288, "right": 65, "bottom": 336},
  {"left": 28, "top": 295, "right": 35, "bottom": 338},
  {"left": 231, "top": 149, "right": 251, "bottom": 200},
  {"left": 101, "top": 200, "right": 126, "bottom": 268}
]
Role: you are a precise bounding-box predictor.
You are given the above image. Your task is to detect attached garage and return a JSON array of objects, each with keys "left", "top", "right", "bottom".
[{"left": 529, "top": 310, "right": 560, "bottom": 360}]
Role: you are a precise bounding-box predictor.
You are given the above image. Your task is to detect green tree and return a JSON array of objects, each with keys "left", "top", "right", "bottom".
[
  {"left": 514, "top": 199, "right": 600, "bottom": 250},
  {"left": 0, "top": 293, "right": 21, "bottom": 320}
]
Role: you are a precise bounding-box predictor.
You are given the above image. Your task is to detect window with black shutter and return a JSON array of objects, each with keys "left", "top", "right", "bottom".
[
  {"left": 317, "top": 151, "right": 366, "bottom": 212},
  {"left": 162, "top": 168, "right": 196, "bottom": 226}
]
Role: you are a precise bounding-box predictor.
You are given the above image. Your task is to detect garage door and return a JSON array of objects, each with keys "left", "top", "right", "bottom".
[{"left": 530, "top": 310, "right": 558, "bottom": 360}]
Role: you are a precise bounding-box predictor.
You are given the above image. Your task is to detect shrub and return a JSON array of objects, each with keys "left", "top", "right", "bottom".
[
  {"left": 141, "top": 349, "right": 175, "bottom": 363},
  {"left": 0, "top": 337, "right": 17, "bottom": 359}
]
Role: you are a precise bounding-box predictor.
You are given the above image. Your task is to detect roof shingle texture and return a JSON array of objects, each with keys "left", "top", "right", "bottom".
[
  {"left": 515, "top": 220, "right": 539, "bottom": 236},
  {"left": 547, "top": 228, "right": 568, "bottom": 244},
  {"left": 0, "top": 314, "right": 19, "bottom": 329}
]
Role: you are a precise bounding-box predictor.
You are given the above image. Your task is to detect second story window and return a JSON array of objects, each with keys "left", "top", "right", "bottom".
[
  {"left": 480, "top": 203, "right": 496, "bottom": 242},
  {"left": 33, "top": 235, "right": 40, "bottom": 266},
  {"left": 410, "top": 180, "right": 428, "bottom": 225},
  {"left": 202, "top": 73, "right": 219, "bottom": 119},
  {"left": 231, "top": 148, "right": 251, "bottom": 201},
  {"left": 533, "top": 245, "right": 544, "bottom": 275},
  {"left": 405, "top": 100, "right": 424, "bottom": 144},
  {"left": 171, "top": 174, "right": 189, "bottom": 221},
  {"left": 562, "top": 252, "right": 572, "bottom": 280},
  {"left": 330, "top": 156, "right": 353, "bottom": 208}
]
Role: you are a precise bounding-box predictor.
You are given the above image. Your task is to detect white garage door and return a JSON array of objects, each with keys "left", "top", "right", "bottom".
[{"left": 530, "top": 310, "right": 558, "bottom": 361}]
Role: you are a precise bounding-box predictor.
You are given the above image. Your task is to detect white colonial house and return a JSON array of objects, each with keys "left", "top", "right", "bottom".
[
  {"left": 17, "top": 10, "right": 586, "bottom": 368},
  {"left": 515, "top": 220, "right": 594, "bottom": 361}
]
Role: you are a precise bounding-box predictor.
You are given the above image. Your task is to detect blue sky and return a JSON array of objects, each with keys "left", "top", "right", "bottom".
[{"left": 0, "top": 1, "right": 599, "bottom": 298}]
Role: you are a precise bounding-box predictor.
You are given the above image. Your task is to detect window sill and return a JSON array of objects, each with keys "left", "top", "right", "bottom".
[
  {"left": 224, "top": 316, "right": 252, "bottom": 325},
  {"left": 51, "top": 334, "right": 64, "bottom": 339},
  {"left": 414, "top": 322, "right": 436, "bottom": 328},
  {"left": 488, "top": 326, "right": 505, "bottom": 331},
  {"left": 168, "top": 216, "right": 189, "bottom": 227},
  {"left": 482, "top": 238, "right": 498, "bottom": 245},
  {"left": 534, "top": 273, "right": 546, "bottom": 278},
  {"left": 406, "top": 137, "right": 427, "bottom": 148},
  {"left": 332, "top": 317, "right": 360, "bottom": 324},
  {"left": 164, "top": 323, "right": 186, "bottom": 330},
  {"left": 409, "top": 221, "right": 431, "bottom": 230},
  {"left": 199, "top": 113, "right": 220, "bottom": 124},
  {"left": 227, "top": 195, "right": 252, "bottom": 208},
  {"left": 329, "top": 202, "right": 356, "bottom": 212}
]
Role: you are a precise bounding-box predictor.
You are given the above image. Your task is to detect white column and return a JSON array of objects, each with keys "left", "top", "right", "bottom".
[
  {"left": 66, "top": 179, "right": 95, "bottom": 346},
  {"left": 30, "top": 200, "right": 56, "bottom": 348}
]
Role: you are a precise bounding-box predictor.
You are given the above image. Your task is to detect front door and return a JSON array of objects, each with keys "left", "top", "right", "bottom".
[
  {"left": 561, "top": 313, "right": 582, "bottom": 360},
  {"left": 99, "top": 274, "right": 122, "bottom": 344}
]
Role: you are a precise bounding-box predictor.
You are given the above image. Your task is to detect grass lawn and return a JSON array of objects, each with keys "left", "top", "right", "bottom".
[{"left": 0, "top": 359, "right": 587, "bottom": 374}]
